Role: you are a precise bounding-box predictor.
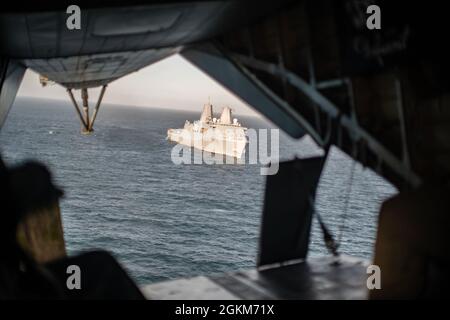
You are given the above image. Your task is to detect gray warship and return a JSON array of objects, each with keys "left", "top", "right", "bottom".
[{"left": 167, "top": 101, "right": 247, "bottom": 158}]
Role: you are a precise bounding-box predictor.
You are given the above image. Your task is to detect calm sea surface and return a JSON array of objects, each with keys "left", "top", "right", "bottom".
[{"left": 0, "top": 97, "right": 396, "bottom": 285}]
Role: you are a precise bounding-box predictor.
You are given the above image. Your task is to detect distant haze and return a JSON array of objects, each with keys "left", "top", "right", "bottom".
[{"left": 17, "top": 54, "right": 260, "bottom": 117}]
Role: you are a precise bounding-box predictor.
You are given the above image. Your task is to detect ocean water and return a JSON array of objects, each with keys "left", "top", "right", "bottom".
[{"left": 0, "top": 97, "right": 396, "bottom": 285}]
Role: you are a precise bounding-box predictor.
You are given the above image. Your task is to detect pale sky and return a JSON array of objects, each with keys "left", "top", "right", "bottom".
[{"left": 17, "top": 54, "right": 260, "bottom": 117}]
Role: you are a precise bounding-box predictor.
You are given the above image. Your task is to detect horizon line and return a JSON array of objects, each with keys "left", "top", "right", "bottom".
[{"left": 15, "top": 95, "right": 263, "bottom": 119}]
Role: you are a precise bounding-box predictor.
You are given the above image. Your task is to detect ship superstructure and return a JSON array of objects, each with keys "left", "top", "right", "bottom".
[{"left": 167, "top": 101, "right": 247, "bottom": 158}]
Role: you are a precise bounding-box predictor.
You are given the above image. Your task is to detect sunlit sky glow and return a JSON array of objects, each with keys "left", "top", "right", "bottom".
[{"left": 17, "top": 54, "right": 260, "bottom": 117}]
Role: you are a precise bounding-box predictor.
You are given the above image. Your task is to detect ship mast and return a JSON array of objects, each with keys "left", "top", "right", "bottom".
[
  {"left": 200, "top": 98, "right": 213, "bottom": 123},
  {"left": 219, "top": 106, "right": 232, "bottom": 124}
]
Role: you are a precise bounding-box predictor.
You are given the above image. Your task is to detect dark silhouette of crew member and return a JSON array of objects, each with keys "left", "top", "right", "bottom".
[{"left": 0, "top": 156, "right": 145, "bottom": 299}]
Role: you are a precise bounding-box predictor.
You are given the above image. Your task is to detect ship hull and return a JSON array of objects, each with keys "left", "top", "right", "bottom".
[{"left": 167, "top": 127, "right": 247, "bottom": 159}]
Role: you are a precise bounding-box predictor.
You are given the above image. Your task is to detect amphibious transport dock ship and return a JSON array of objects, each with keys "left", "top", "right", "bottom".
[{"left": 167, "top": 102, "right": 247, "bottom": 158}]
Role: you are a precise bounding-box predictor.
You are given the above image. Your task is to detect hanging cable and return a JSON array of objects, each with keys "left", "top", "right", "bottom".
[
  {"left": 316, "top": 208, "right": 340, "bottom": 257},
  {"left": 308, "top": 157, "right": 356, "bottom": 260},
  {"left": 309, "top": 196, "right": 339, "bottom": 257}
]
